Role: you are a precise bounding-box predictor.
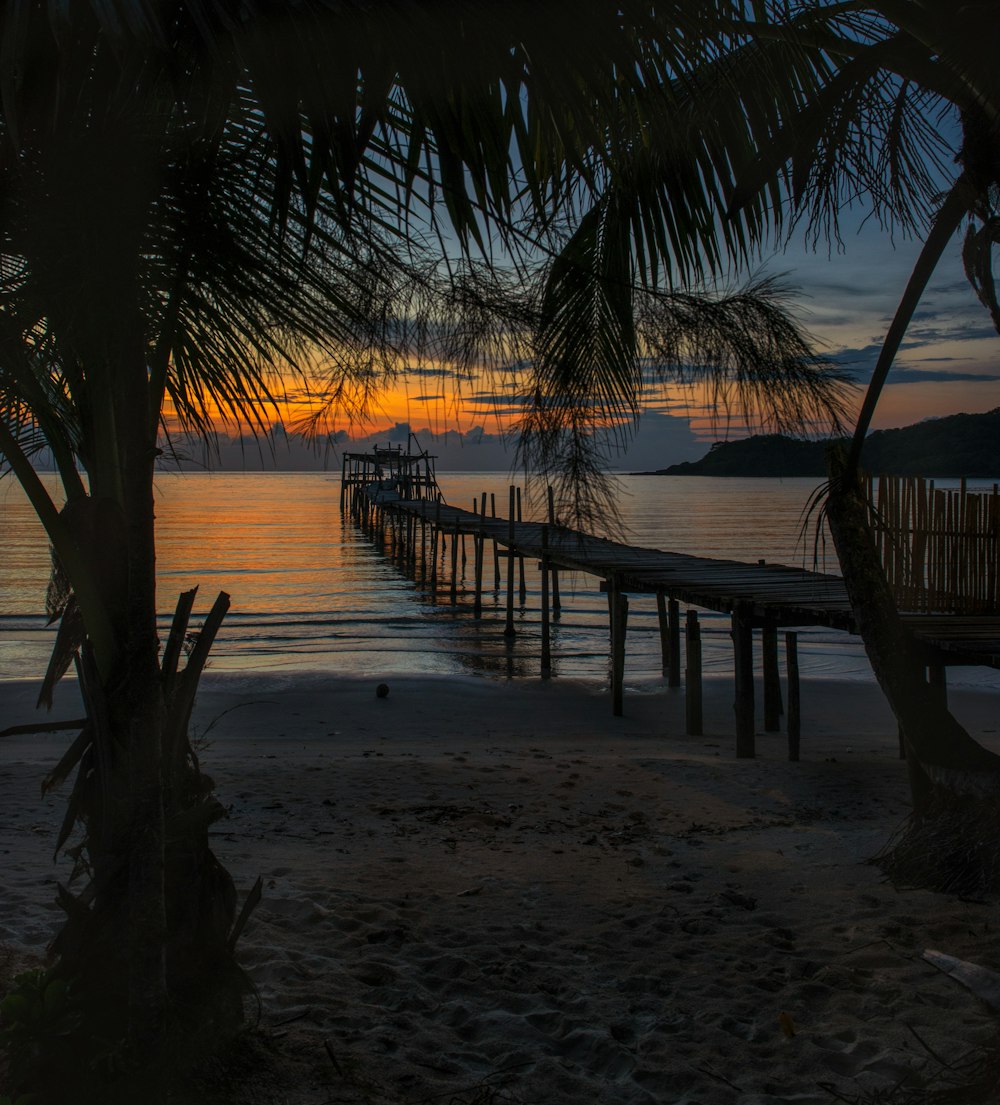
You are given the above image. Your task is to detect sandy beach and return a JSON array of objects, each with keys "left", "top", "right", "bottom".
[{"left": 3, "top": 671, "right": 1000, "bottom": 1103}]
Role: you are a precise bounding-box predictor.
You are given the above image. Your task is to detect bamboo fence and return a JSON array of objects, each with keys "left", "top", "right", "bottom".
[{"left": 865, "top": 475, "right": 1000, "bottom": 614}]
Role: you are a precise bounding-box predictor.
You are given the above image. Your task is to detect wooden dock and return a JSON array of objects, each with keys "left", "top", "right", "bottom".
[{"left": 341, "top": 455, "right": 1000, "bottom": 759}]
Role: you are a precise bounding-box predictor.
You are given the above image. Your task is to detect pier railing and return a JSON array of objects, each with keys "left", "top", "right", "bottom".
[{"left": 866, "top": 475, "right": 1000, "bottom": 615}]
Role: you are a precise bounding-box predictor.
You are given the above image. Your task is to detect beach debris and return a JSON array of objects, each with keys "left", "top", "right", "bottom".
[
  {"left": 923, "top": 949, "right": 1000, "bottom": 1011},
  {"left": 778, "top": 1011, "right": 797, "bottom": 1037},
  {"left": 376, "top": 682, "right": 390, "bottom": 698}
]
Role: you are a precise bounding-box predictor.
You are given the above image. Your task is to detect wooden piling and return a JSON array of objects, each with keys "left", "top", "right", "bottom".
[
  {"left": 430, "top": 499, "right": 440, "bottom": 593},
  {"left": 611, "top": 581, "right": 628, "bottom": 717},
  {"left": 450, "top": 521, "right": 459, "bottom": 603},
  {"left": 656, "top": 592, "right": 670, "bottom": 676},
  {"left": 473, "top": 529, "right": 484, "bottom": 618},
  {"left": 732, "top": 601, "right": 755, "bottom": 758},
  {"left": 491, "top": 493, "right": 501, "bottom": 589},
  {"left": 685, "top": 609, "right": 703, "bottom": 736},
  {"left": 786, "top": 631, "right": 800, "bottom": 762},
  {"left": 547, "top": 486, "right": 561, "bottom": 613},
  {"left": 668, "top": 597, "right": 681, "bottom": 687},
  {"left": 541, "top": 525, "right": 551, "bottom": 678},
  {"left": 504, "top": 486, "right": 516, "bottom": 636},
  {"left": 763, "top": 620, "right": 782, "bottom": 732},
  {"left": 516, "top": 486, "right": 526, "bottom": 602}
]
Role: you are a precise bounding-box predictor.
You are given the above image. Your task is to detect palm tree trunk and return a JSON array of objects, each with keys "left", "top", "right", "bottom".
[
  {"left": 118, "top": 275, "right": 170, "bottom": 1054},
  {"left": 825, "top": 448, "right": 1000, "bottom": 891}
]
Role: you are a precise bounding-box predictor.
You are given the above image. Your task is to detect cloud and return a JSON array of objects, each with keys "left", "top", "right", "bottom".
[
  {"left": 884, "top": 368, "right": 1000, "bottom": 385},
  {"left": 901, "top": 321, "right": 998, "bottom": 344},
  {"left": 605, "top": 410, "right": 702, "bottom": 471},
  {"left": 404, "top": 365, "right": 474, "bottom": 381},
  {"left": 155, "top": 404, "right": 705, "bottom": 473},
  {"left": 831, "top": 348, "right": 1000, "bottom": 385}
]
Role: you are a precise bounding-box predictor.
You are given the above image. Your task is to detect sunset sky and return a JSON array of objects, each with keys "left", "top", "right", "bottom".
[{"left": 176, "top": 211, "right": 1000, "bottom": 474}]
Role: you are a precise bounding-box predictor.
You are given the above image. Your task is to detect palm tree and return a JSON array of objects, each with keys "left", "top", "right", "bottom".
[
  {"left": 536, "top": 0, "right": 1000, "bottom": 887},
  {"left": 0, "top": 3, "right": 850, "bottom": 1098}
]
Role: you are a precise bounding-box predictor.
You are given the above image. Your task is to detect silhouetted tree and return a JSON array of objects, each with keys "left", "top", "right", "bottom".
[{"left": 0, "top": 3, "right": 849, "bottom": 1099}]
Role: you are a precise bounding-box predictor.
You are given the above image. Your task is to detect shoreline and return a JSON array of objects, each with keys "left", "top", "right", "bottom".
[{"left": 3, "top": 673, "right": 999, "bottom": 1103}]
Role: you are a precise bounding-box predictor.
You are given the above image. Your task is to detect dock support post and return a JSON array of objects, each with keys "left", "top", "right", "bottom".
[
  {"left": 668, "top": 597, "right": 681, "bottom": 687},
  {"left": 516, "top": 486, "right": 526, "bottom": 603},
  {"left": 491, "top": 493, "right": 501, "bottom": 589},
  {"left": 476, "top": 492, "right": 488, "bottom": 611},
  {"left": 473, "top": 530, "right": 484, "bottom": 618},
  {"left": 430, "top": 500, "right": 440, "bottom": 594},
  {"left": 541, "top": 526, "right": 551, "bottom": 678},
  {"left": 504, "top": 486, "right": 516, "bottom": 636},
  {"left": 786, "top": 632, "right": 800, "bottom": 761},
  {"left": 655, "top": 593, "right": 670, "bottom": 676},
  {"left": 610, "top": 581, "right": 628, "bottom": 716},
  {"left": 450, "top": 521, "right": 459, "bottom": 604},
  {"left": 339, "top": 453, "right": 348, "bottom": 509},
  {"left": 732, "top": 601, "right": 755, "bottom": 758},
  {"left": 547, "top": 486, "right": 561, "bottom": 613},
  {"left": 685, "top": 609, "right": 703, "bottom": 735},
  {"left": 763, "top": 619, "right": 782, "bottom": 732}
]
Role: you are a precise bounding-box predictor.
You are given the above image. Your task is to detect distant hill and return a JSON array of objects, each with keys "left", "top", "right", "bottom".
[{"left": 653, "top": 409, "right": 1000, "bottom": 478}]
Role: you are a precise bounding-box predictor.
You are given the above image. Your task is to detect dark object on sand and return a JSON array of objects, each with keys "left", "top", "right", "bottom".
[{"left": 376, "top": 683, "right": 390, "bottom": 698}]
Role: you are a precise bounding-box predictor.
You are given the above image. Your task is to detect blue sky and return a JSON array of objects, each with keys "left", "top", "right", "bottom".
[{"left": 780, "top": 220, "right": 1000, "bottom": 422}]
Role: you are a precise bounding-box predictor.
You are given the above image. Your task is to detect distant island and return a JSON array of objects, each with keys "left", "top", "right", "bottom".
[{"left": 648, "top": 408, "right": 1000, "bottom": 478}]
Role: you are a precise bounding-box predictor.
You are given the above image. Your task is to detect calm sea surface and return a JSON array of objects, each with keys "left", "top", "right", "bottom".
[{"left": 2, "top": 471, "right": 997, "bottom": 689}]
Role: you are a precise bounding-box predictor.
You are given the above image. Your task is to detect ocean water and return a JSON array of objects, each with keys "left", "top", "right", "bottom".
[{"left": 1, "top": 470, "right": 997, "bottom": 690}]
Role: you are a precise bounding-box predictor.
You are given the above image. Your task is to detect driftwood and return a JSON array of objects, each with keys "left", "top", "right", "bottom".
[{"left": 924, "top": 949, "right": 1000, "bottom": 1011}]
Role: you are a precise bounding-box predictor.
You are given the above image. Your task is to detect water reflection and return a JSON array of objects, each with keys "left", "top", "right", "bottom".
[{"left": 0, "top": 470, "right": 915, "bottom": 685}]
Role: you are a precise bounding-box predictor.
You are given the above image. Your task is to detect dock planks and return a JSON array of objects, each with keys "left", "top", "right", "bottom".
[
  {"left": 375, "top": 491, "right": 1000, "bottom": 667},
  {"left": 346, "top": 477, "right": 1000, "bottom": 756}
]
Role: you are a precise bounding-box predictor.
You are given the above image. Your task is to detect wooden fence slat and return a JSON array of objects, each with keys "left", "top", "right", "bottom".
[{"left": 868, "top": 475, "right": 1000, "bottom": 615}]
